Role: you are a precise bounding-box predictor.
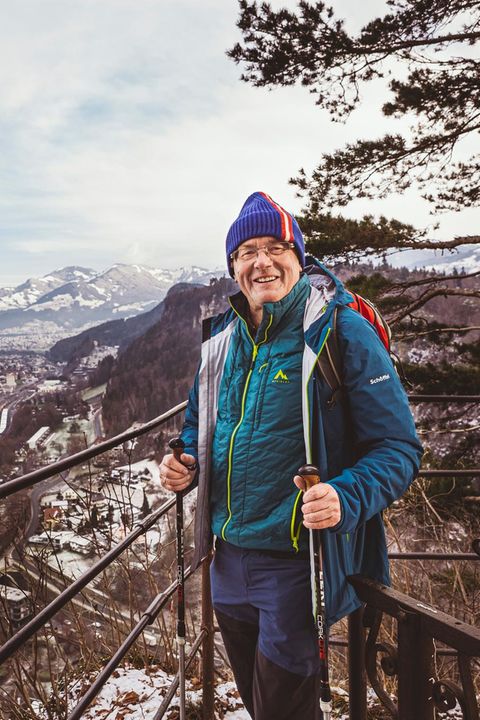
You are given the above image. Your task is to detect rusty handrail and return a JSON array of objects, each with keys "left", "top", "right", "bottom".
[
  {"left": 0, "top": 398, "right": 215, "bottom": 720},
  {"left": 407, "top": 395, "right": 480, "bottom": 403},
  {"left": 347, "top": 576, "right": 480, "bottom": 720},
  {"left": 0, "top": 400, "right": 187, "bottom": 499},
  {"left": 67, "top": 567, "right": 193, "bottom": 720},
  {"left": 0, "top": 494, "right": 176, "bottom": 665}
]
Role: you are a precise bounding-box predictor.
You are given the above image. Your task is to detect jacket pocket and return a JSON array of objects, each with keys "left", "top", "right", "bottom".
[
  {"left": 322, "top": 530, "right": 355, "bottom": 621},
  {"left": 253, "top": 361, "right": 270, "bottom": 429}
]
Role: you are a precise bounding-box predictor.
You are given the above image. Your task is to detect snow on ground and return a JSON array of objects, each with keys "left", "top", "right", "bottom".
[
  {"left": 40, "top": 660, "right": 472, "bottom": 720},
  {"left": 81, "top": 383, "right": 107, "bottom": 401},
  {"left": 61, "top": 665, "right": 248, "bottom": 720}
]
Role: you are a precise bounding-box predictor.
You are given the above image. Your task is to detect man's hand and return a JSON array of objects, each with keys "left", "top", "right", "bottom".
[
  {"left": 160, "top": 453, "right": 197, "bottom": 493},
  {"left": 293, "top": 475, "right": 341, "bottom": 530}
]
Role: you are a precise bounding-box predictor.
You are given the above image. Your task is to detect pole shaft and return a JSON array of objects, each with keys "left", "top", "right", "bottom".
[
  {"left": 201, "top": 552, "right": 215, "bottom": 720},
  {"left": 299, "top": 465, "right": 333, "bottom": 719},
  {"left": 176, "top": 489, "right": 186, "bottom": 720},
  {"left": 170, "top": 438, "right": 187, "bottom": 720}
]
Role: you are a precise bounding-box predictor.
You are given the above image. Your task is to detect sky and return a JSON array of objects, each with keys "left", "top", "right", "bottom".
[{"left": 0, "top": 0, "right": 478, "bottom": 287}]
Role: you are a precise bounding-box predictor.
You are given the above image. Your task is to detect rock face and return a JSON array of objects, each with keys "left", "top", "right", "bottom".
[{"left": 0, "top": 264, "right": 226, "bottom": 350}]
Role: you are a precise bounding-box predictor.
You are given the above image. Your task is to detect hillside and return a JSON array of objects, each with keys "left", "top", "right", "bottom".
[{"left": 48, "top": 294, "right": 169, "bottom": 364}]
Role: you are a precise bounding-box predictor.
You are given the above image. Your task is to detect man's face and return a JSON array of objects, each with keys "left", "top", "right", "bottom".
[{"left": 233, "top": 236, "right": 302, "bottom": 316}]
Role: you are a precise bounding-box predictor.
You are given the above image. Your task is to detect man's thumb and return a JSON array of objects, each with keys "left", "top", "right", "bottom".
[
  {"left": 293, "top": 475, "right": 306, "bottom": 492},
  {"left": 181, "top": 453, "right": 196, "bottom": 468}
]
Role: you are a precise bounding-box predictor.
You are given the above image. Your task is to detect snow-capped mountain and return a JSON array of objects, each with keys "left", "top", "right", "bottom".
[
  {"left": 385, "top": 243, "right": 480, "bottom": 273},
  {"left": 0, "top": 266, "right": 96, "bottom": 312},
  {"left": 0, "top": 263, "right": 225, "bottom": 350}
]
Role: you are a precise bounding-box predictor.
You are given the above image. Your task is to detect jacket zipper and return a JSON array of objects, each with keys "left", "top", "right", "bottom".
[
  {"left": 290, "top": 489, "right": 304, "bottom": 551},
  {"left": 220, "top": 311, "right": 273, "bottom": 541}
]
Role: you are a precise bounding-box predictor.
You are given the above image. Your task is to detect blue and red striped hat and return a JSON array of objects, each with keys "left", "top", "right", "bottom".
[{"left": 226, "top": 191, "right": 305, "bottom": 277}]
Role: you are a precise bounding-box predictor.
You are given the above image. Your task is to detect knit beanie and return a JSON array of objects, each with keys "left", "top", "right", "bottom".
[{"left": 226, "top": 191, "right": 305, "bottom": 277}]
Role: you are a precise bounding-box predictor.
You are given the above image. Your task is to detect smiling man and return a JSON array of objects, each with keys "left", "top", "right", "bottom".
[{"left": 159, "top": 191, "right": 422, "bottom": 719}]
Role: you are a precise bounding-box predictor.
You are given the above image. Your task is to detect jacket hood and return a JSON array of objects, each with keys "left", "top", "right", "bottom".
[{"left": 303, "top": 255, "right": 354, "bottom": 307}]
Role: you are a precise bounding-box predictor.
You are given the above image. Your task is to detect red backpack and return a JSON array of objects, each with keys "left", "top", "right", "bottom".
[{"left": 317, "top": 292, "right": 393, "bottom": 405}]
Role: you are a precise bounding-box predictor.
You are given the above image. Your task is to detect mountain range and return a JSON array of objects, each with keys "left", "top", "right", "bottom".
[
  {"left": 99, "top": 263, "right": 479, "bottom": 437},
  {"left": 0, "top": 264, "right": 225, "bottom": 351},
  {"left": 380, "top": 242, "right": 480, "bottom": 273},
  {"left": 1, "top": 243, "right": 478, "bottom": 352}
]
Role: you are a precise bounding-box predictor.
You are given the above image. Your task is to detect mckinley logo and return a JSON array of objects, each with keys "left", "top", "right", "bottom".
[
  {"left": 273, "top": 369, "right": 290, "bottom": 384},
  {"left": 370, "top": 373, "right": 391, "bottom": 385}
]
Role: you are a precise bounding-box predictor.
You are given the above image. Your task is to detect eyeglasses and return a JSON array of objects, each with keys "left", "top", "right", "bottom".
[{"left": 230, "top": 240, "right": 293, "bottom": 263}]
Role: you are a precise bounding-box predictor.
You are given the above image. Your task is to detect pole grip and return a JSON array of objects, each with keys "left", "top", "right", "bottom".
[
  {"left": 169, "top": 437, "right": 185, "bottom": 463},
  {"left": 298, "top": 463, "right": 321, "bottom": 490}
]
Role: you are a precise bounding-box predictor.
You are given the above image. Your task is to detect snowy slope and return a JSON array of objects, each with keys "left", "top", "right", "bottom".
[
  {"left": 384, "top": 243, "right": 480, "bottom": 273},
  {"left": 0, "top": 266, "right": 96, "bottom": 312}
]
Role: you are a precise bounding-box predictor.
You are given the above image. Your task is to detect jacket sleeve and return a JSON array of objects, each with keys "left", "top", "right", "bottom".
[
  {"left": 180, "top": 366, "right": 199, "bottom": 462},
  {"left": 328, "top": 308, "right": 423, "bottom": 534}
]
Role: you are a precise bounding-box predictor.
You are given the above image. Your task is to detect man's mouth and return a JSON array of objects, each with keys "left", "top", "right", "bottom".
[{"left": 254, "top": 276, "right": 278, "bottom": 284}]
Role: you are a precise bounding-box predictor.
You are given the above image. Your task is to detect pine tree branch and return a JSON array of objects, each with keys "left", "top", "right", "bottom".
[
  {"left": 389, "top": 270, "right": 480, "bottom": 290},
  {"left": 389, "top": 288, "right": 480, "bottom": 324},
  {"left": 397, "top": 326, "right": 480, "bottom": 339},
  {"left": 451, "top": 236, "right": 480, "bottom": 245},
  {"left": 355, "top": 31, "right": 480, "bottom": 55}
]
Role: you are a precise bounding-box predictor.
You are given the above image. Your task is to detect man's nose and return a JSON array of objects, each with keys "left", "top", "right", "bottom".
[{"left": 254, "top": 248, "right": 273, "bottom": 268}]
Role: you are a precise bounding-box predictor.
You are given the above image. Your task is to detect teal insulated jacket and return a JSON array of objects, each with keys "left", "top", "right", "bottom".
[
  {"left": 210, "top": 272, "right": 310, "bottom": 552},
  {"left": 181, "top": 259, "right": 423, "bottom": 625}
]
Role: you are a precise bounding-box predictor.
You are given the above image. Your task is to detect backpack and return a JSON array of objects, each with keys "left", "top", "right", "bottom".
[{"left": 317, "top": 292, "right": 394, "bottom": 406}]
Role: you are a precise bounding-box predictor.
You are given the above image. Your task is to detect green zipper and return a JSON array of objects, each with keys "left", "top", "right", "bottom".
[
  {"left": 220, "top": 309, "right": 273, "bottom": 541},
  {"left": 290, "top": 489, "right": 304, "bottom": 551}
]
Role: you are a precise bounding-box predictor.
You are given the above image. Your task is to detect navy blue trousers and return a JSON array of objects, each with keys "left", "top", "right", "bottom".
[{"left": 211, "top": 539, "right": 322, "bottom": 719}]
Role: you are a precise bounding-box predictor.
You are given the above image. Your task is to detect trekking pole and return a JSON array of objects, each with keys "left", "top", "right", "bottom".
[
  {"left": 169, "top": 437, "right": 187, "bottom": 720},
  {"left": 298, "top": 464, "right": 333, "bottom": 720}
]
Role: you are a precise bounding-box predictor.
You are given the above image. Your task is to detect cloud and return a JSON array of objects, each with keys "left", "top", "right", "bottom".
[{"left": 0, "top": 0, "right": 478, "bottom": 285}]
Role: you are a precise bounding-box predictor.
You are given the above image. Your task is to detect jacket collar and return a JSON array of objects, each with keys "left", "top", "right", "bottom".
[{"left": 229, "top": 272, "right": 311, "bottom": 342}]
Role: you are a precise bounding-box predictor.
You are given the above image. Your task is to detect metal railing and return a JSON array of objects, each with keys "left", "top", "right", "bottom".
[
  {"left": 342, "top": 393, "right": 480, "bottom": 719},
  {"left": 347, "top": 575, "right": 480, "bottom": 720},
  {"left": 0, "top": 394, "right": 479, "bottom": 718},
  {"left": 0, "top": 399, "right": 216, "bottom": 719}
]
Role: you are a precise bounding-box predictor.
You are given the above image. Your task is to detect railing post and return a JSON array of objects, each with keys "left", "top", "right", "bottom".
[
  {"left": 397, "top": 610, "right": 434, "bottom": 720},
  {"left": 348, "top": 606, "right": 367, "bottom": 720},
  {"left": 201, "top": 552, "right": 215, "bottom": 720}
]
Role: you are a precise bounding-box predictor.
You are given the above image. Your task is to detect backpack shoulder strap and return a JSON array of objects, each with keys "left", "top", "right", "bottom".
[{"left": 316, "top": 307, "right": 343, "bottom": 404}]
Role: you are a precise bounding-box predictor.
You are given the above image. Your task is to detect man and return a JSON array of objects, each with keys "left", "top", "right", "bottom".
[{"left": 160, "top": 191, "right": 422, "bottom": 719}]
